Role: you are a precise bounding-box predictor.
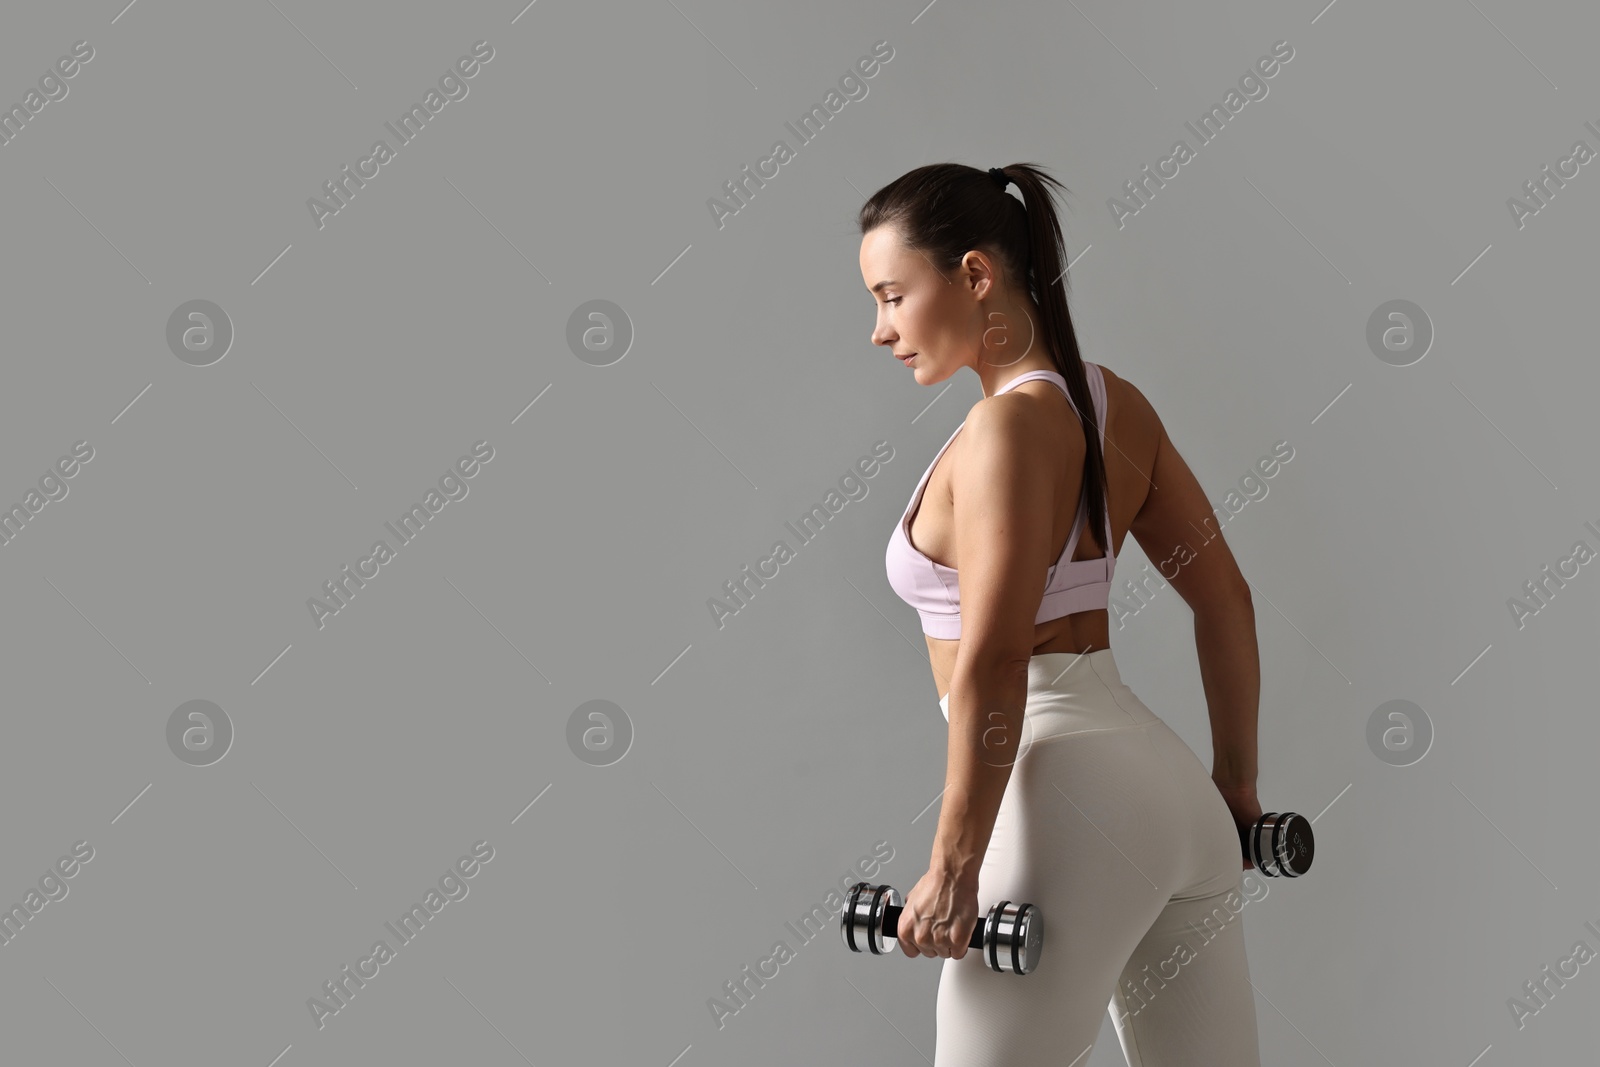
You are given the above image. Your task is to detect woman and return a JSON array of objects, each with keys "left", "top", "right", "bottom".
[{"left": 862, "top": 162, "right": 1265, "bottom": 1065}]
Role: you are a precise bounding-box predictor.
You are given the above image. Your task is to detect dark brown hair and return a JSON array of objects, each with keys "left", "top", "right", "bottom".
[{"left": 857, "top": 162, "right": 1109, "bottom": 552}]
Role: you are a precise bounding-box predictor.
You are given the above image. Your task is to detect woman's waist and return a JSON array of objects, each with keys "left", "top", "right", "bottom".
[{"left": 938, "top": 650, "right": 1158, "bottom": 736}]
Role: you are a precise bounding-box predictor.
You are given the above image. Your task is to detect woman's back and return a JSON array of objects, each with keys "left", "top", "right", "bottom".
[{"left": 915, "top": 363, "right": 1250, "bottom": 698}]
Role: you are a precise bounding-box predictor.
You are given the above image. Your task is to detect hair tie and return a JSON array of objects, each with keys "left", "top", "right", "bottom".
[{"left": 988, "top": 166, "right": 1012, "bottom": 190}]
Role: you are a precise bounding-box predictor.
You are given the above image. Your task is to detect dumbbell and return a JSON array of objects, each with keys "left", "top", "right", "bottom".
[
  {"left": 1240, "top": 811, "right": 1314, "bottom": 877},
  {"left": 840, "top": 881, "right": 1043, "bottom": 975}
]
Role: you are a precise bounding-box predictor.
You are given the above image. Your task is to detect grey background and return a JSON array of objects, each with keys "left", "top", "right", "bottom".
[{"left": 1, "top": 0, "right": 1596, "bottom": 1064}]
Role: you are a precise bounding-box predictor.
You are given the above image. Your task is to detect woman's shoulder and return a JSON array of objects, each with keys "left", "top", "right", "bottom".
[
  {"left": 1095, "top": 363, "right": 1166, "bottom": 454},
  {"left": 1095, "top": 361, "right": 1126, "bottom": 397}
]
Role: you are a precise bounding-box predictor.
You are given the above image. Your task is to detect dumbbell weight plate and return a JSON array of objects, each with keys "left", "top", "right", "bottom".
[
  {"left": 1241, "top": 811, "right": 1314, "bottom": 877},
  {"left": 841, "top": 881, "right": 901, "bottom": 956},
  {"left": 984, "top": 897, "right": 1044, "bottom": 975}
]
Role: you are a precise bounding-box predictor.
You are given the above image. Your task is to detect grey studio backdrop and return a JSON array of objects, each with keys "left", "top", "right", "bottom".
[{"left": 1, "top": 0, "right": 1597, "bottom": 1064}]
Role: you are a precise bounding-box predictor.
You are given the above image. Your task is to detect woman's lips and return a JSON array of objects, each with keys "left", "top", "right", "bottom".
[{"left": 898, "top": 352, "right": 916, "bottom": 362}]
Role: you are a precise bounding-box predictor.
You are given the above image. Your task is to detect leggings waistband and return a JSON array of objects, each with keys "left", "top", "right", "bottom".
[{"left": 939, "top": 649, "right": 1160, "bottom": 742}]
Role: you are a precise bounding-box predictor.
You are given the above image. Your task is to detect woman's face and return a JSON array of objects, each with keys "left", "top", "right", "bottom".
[{"left": 860, "top": 225, "right": 987, "bottom": 384}]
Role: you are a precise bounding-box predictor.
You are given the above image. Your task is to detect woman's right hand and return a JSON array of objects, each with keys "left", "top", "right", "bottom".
[{"left": 1212, "top": 779, "right": 1263, "bottom": 871}]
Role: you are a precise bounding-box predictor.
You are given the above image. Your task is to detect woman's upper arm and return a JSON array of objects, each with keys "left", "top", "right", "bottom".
[
  {"left": 948, "top": 399, "right": 1065, "bottom": 674},
  {"left": 1122, "top": 379, "right": 1250, "bottom": 609}
]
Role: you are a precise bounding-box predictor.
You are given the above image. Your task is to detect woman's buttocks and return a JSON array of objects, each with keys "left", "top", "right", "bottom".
[{"left": 937, "top": 649, "right": 1242, "bottom": 900}]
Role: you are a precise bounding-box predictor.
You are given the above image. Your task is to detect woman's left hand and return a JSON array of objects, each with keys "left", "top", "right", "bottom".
[{"left": 894, "top": 868, "right": 980, "bottom": 960}]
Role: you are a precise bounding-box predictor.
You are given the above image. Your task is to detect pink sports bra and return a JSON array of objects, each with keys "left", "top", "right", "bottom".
[{"left": 884, "top": 363, "right": 1115, "bottom": 640}]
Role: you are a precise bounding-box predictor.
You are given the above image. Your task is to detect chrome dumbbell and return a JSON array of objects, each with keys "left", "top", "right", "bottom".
[
  {"left": 1241, "top": 811, "right": 1314, "bottom": 877},
  {"left": 840, "top": 881, "right": 1043, "bottom": 975}
]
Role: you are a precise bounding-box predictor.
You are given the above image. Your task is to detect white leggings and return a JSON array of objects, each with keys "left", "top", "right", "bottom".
[{"left": 933, "top": 650, "right": 1261, "bottom": 1066}]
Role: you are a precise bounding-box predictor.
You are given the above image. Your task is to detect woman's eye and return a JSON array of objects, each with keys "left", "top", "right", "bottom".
[{"left": 887, "top": 297, "right": 902, "bottom": 306}]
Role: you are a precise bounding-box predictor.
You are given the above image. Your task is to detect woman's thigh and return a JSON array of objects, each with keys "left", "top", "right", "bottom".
[
  {"left": 1109, "top": 884, "right": 1262, "bottom": 1067},
  {"left": 1106, "top": 720, "right": 1261, "bottom": 1065},
  {"left": 933, "top": 726, "right": 1190, "bottom": 1067}
]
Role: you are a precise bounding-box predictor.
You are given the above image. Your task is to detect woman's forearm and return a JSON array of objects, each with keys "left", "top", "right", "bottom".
[
  {"left": 931, "top": 663, "right": 1028, "bottom": 882},
  {"left": 1194, "top": 592, "right": 1260, "bottom": 786}
]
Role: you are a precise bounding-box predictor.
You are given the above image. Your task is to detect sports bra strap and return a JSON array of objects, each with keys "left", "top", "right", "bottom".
[{"left": 996, "top": 369, "right": 1073, "bottom": 398}]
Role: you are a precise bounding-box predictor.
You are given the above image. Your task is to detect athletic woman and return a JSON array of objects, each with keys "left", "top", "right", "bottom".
[{"left": 863, "top": 162, "right": 1264, "bottom": 1065}]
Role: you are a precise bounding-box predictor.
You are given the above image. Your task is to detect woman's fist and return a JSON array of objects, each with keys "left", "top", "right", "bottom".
[{"left": 895, "top": 868, "right": 981, "bottom": 959}]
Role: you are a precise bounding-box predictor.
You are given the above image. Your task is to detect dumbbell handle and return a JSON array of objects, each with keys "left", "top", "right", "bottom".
[{"left": 877, "top": 901, "right": 987, "bottom": 949}]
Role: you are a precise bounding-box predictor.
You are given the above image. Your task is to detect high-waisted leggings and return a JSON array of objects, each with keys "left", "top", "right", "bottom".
[{"left": 933, "top": 649, "right": 1261, "bottom": 1066}]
